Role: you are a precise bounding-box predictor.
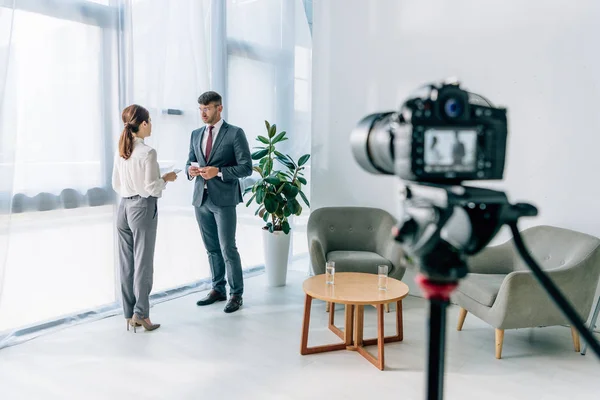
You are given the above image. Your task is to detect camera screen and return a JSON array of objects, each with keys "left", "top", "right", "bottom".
[{"left": 423, "top": 129, "right": 477, "bottom": 172}]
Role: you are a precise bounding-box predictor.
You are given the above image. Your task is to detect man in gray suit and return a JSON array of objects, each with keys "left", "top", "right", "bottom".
[{"left": 186, "top": 91, "right": 252, "bottom": 313}]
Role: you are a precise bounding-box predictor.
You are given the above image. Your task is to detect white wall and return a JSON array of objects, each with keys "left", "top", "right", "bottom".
[{"left": 311, "top": 0, "right": 600, "bottom": 311}]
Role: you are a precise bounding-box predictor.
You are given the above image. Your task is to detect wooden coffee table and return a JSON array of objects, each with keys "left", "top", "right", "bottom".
[{"left": 300, "top": 272, "right": 410, "bottom": 370}]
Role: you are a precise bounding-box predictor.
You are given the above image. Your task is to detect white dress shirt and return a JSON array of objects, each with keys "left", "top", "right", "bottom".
[{"left": 112, "top": 137, "right": 167, "bottom": 198}]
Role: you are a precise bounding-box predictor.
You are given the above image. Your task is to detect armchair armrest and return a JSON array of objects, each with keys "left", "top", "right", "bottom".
[
  {"left": 307, "top": 226, "right": 328, "bottom": 275},
  {"left": 491, "top": 264, "right": 592, "bottom": 329},
  {"left": 377, "top": 238, "right": 406, "bottom": 272}
]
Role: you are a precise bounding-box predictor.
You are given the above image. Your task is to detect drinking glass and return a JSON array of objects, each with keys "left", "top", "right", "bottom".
[
  {"left": 325, "top": 261, "right": 335, "bottom": 285},
  {"left": 378, "top": 265, "right": 389, "bottom": 290}
]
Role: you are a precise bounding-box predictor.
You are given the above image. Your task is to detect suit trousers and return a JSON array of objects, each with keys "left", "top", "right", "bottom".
[
  {"left": 194, "top": 190, "right": 244, "bottom": 296},
  {"left": 117, "top": 195, "right": 158, "bottom": 318}
]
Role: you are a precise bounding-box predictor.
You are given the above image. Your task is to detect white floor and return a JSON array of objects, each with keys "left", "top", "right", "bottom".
[{"left": 0, "top": 270, "right": 598, "bottom": 400}]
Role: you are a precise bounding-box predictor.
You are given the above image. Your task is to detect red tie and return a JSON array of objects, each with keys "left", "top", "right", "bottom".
[{"left": 205, "top": 125, "right": 214, "bottom": 159}]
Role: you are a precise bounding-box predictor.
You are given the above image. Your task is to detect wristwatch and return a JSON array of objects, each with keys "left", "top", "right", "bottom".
[{"left": 217, "top": 168, "right": 223, "bottom": 179}]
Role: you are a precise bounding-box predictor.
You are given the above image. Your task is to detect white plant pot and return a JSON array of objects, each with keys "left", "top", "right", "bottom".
[{"left": 263, "top": 228, "right": 292, "bottom": 287}]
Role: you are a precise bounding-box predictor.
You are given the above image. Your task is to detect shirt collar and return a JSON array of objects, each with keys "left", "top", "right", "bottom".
[
  {"left": 206, "top": 118, "right": 224, "bottom": 132},
  {"left": 133, "top": 137, "right": 144, "bottom": 144}
]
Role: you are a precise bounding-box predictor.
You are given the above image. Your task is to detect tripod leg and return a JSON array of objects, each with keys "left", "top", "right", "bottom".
[{"left": 427, "top": 298, "right": 447, "bottom": 400}]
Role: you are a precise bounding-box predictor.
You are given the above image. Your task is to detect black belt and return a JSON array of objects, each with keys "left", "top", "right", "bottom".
[{"left": 124, "top": 195, "right": 140, "bottom": 199}]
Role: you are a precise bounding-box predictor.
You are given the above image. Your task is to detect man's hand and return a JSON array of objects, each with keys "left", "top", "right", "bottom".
[
  {"left": 199, "top": 166, "right": 219, "bottom": 180},
  {"left": 188, "top": 166, "right": 202, "bottom": 177}
]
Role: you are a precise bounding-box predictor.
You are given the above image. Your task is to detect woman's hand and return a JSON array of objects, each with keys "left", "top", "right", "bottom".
[{"left": 162, "top": 171, "right": 178, "bottom": 182}]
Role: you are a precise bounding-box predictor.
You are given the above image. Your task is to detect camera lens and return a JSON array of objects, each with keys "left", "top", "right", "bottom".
[
  {"left": 444, "top": 98, "right": 463, "bottom": 118},
  {"left": 350, "top": 112, "right": 396, "bottom": 175}
]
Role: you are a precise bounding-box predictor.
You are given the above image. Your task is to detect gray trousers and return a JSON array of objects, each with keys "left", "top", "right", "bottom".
[
  {"left": 194, "top": 192, "right": 244, "bottom": 296},
  {"left": 117, "top": 195, "right": 158, "bottom": 319}
]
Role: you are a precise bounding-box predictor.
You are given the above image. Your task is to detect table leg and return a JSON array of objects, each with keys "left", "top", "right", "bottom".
[
  {"left": 355, "top": 304, "right": 385, "bottom": 370},
  {"left": 363, "top": 299, "right": 404, "bottom": 346},
  {"left": 300, "top": 294, "right": 349, "bottom": 355}
]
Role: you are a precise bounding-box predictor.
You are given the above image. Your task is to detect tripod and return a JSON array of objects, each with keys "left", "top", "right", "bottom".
[{"left": 395, "top": 184, "right": 600, "bottom": 400}]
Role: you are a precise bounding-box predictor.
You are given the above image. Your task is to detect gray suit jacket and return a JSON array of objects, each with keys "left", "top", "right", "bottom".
[{"left": 186, "top": 120, "right": 252, "bottom": 207}]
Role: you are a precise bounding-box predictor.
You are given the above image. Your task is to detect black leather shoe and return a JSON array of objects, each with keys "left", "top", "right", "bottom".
[
  {"left": 196, "top": 290, "right": 227, "bottom": 306},
  {"left": 224, "top": 295, "right": 243, "bottom": 313}
]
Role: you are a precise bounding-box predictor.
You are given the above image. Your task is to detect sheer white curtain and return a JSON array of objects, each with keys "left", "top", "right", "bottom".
[
  {"left": 0, "top": 0, "right": 214, "bottom": 349},
  {"left": 0, "top": 0, "right": 16, "bottom": 346},
  {"left": 226, "top": 0, "right": 313, "bottom": 266},
  {"left": 0, "top": 1, "right": 120, "bottom": 348},
  {"left": 128, "top": 0, "right": 212, "bottom": 291}
]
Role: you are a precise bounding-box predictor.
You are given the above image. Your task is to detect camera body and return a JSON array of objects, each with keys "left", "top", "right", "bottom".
[{"left": 351, "top": 81, "right": 508, "bottom": 184}]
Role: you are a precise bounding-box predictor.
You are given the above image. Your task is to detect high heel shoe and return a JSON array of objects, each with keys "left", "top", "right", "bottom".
[
  {"left": 126, "top": 318, "right": 141, "bottom": 331},
  {"left": 131, "top": 314, "right": 160, "bottom": 333}
]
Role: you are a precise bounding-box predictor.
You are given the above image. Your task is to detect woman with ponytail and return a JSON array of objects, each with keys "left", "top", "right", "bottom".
[{"left": 112, "top": 104, "right": 177, "bottom": 333}]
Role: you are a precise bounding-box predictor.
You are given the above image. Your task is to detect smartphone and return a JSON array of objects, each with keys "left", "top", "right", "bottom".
[
  {"left": 191, "top": 162, "right": 200, "bottom": 168},
  {"left": 173, "top": 168, "right": 182, "bottom": 174}
]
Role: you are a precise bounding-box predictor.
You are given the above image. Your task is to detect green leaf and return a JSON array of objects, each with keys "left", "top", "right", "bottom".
[
  {"left": 252, "top": 149, "right": 269, "bottom": 160},
  {"left": 282, "top": 221, "right": 291, "bottom": 234},
  {"left": 263, "top": 212, "right": 270, "bottom": 222},
  {"left": 256, "top": 186, "right": 266, "bottom": 204},
  {"left": 276, "top": 156, "right": 295, "bottom": 169},
  {"left": 268, "top": 124, "right": 277, "bottom": 138},
  {"left": 298, "top": 177, "right": 307, "bottom": 185},
  {"left": 265, "top": 175, "right": 280, "bottom": 185},
  {"left": 244, "top": 186, "right": 253, "bottom": 194},
  {"left": 265, "top": 159, "right": 273, "bottom": 175},
  {"left": 282, "top": 182, "right": 299, "bottom": 199},
  {"left": 283, "top": 203, "right": 292, "bottom": 217},
  {"left": 272, "top": 131, "right": 287, "bottom": 144},
  {"left": 264, "top": 193, "right": 278, "bottom": 213},
  {"left": 265, "top": 120, "right": 271, "bottom": 132},
  {"left": 298, "top": 154, "right": 310, "bottom": 166},
  {"left": 288, "top": 198, "right": 301, "bottom": 214},
  {"left": 257, "top": 135, "right": 270, "bottom": 144},
  {"left": 245, "top": 193, "right": 256, "bottom": 207},
  {"left": 252, "top": 166, "right": 263, "bottom": 176},
  {"left": 294, "top": 180, "right": 302, "bottom": 189},
  {"left": 295, "top": 204, "right": 303, "bottom": 216},
  {"left": 285, "top": 154, "right": 295, "bottom": 163},
  {"left": 274, "top": 150, "right": 285, "bottom": 158},
  {"left": 299, "top": 190, "right": 310, "bottom": 207}
]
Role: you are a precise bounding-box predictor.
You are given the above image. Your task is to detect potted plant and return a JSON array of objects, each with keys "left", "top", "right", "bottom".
[{"left": 244, "top": 121, "right": 310, "bottom": 287}]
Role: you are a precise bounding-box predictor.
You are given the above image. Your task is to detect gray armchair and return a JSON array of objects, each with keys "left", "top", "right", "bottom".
[
  {"left": 452, "top": 225, "right": 600, "bottom": 359},
  {"left": 307, "top": 206, "right": 407, "bottom": 281}
]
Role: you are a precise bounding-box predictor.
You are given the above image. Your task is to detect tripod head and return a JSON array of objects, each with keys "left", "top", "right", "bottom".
[{"left": 392, "top": 183, "right": 537, "bottom": 283}]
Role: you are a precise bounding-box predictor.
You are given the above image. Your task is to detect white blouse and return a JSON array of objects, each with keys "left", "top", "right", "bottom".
[{"left": 112, "top": 137, "right": 167, "bottom": 198}]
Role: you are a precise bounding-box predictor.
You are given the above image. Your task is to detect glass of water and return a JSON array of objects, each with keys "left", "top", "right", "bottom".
[
  {"left": 378, "top": 265, "right": 389, "bottom": 290},
  {"left": 325, "top": 261, "right": 335, "bottom": 285}
]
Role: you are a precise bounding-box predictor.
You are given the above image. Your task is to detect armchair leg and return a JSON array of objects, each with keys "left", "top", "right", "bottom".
[
  {"left": 495, "top": 329, "right": 504, "bottom": 359},
  {"left": 384, "top": 303, "right": 390, "bottom": 313},
  {"left": 570, "top": 326, "right": 581, "bottom": 352},
  {"left": 457, "top": 307, "right": 468, "bottom": 331}
]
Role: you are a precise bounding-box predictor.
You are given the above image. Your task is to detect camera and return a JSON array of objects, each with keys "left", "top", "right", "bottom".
[
  {"left": 351, "top": 80, "right": 508, "bottom": 184},
  {"left": 350, "top": 79, "right": 600, "bottom": 400}
]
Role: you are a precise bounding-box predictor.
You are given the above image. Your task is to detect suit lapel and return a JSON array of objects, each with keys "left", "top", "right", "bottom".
[
  {"left": 207, "top": 121, "right": 228, "bottom": 164},
  {"left": 197, "top": 126, "right": 207, "bottom": 164}
]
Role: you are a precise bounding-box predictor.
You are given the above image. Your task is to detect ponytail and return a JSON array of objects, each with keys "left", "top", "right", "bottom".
[
  {"left": 119, "top": 104, "right": 150, "bottom": 160},
  {"left": 119, "top": 124, "right": 135, "bottom": 160}
]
